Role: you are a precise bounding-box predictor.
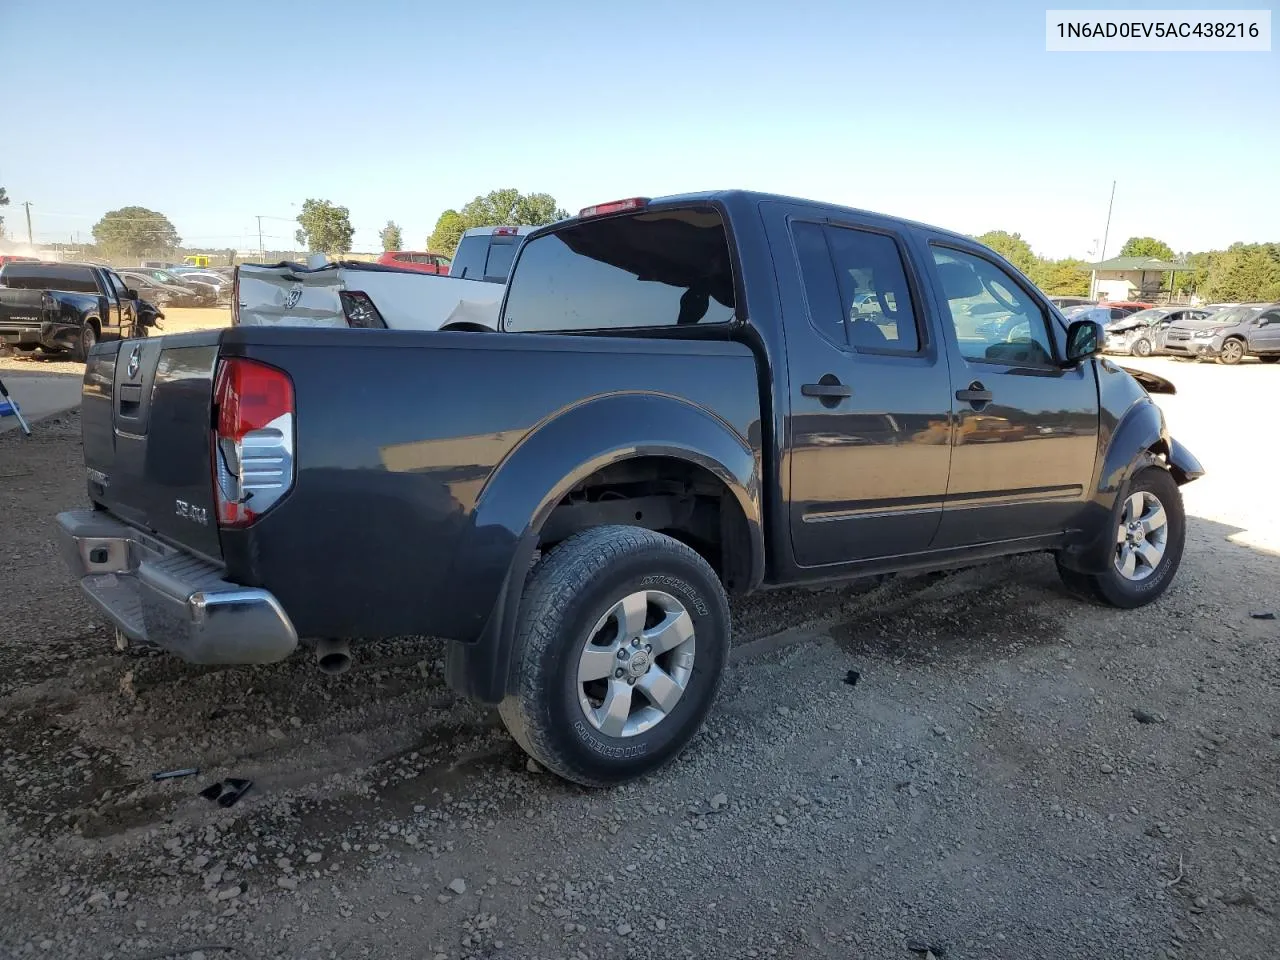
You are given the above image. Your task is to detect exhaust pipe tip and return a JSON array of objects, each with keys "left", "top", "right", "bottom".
[{"left": 314, "top": 637, "right": 352, "bottom": 676}]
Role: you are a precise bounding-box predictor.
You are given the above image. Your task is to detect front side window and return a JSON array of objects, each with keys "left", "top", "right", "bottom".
[
  {"left": 107, "top": 271, "right": 129, "bottom": 297},
  {"left": 503, "top": 208, "right": 735, "bottom": 333},
  {"left": 931, "top": 246, "right": 1056, "bottom": 365}
]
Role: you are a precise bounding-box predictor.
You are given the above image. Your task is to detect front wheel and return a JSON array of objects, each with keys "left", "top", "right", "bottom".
[
  {"left": 1217, "top": 338, "right": 1246, "bottom": 365},
  {"left": 1132, "top": 337, "right": 1152, "bottom": 357},
  {"left": 1056, "top": 466, "right": 1185, "bottom": 609},
  {"left": 499, "top": 525, "right": 730, "bottom": 787}
]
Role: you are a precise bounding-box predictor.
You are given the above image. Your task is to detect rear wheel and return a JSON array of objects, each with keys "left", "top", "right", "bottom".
[
  {"left": 1217, "top": 338, "right": 1245, "bottom": 365},
  {"left": 1056, "top": 466, "right": 1184, "bottom": 609},
  {"left": 1132, "top": 337, "right": 1152, "bottom": 357},
  {"left": 71, "top": 322, "right": 99, "bottom": 363},
  {"left": 499, "top": 525, "right": 730, "bottom": 787}
]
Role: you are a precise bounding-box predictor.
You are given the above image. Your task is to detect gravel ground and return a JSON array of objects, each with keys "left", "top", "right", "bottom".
[{"left": 1, "top": 357, "right": 1278, "bottom": 960}]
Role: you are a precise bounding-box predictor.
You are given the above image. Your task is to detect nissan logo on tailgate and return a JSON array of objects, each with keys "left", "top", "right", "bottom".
[{"left": 127, "top": 345, "right": 141, "bottom": 379}]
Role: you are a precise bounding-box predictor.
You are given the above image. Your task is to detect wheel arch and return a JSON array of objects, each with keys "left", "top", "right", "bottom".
[{"left": 443, "top": 392, "right": 764, "bottom": 703}]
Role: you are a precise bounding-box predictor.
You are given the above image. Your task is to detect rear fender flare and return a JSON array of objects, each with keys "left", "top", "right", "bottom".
[{"left": 443, "top": 392, "right": 763, "bottom": 703}]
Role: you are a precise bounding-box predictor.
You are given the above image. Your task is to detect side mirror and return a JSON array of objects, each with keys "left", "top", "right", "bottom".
[
  {"left": 1065, "top": 319, "right": 1103, "bottom": 363},
  {"left": 126, "top": 288, "right": 139, "bottom": 300}
]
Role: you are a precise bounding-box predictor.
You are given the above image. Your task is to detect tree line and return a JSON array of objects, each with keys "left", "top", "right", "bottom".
[
  {"left": 976, "top": 230, "right": 1280, "bottom": 302},
  {"left": 12, "top": 185, "right": 1277, "bottom": 303}
]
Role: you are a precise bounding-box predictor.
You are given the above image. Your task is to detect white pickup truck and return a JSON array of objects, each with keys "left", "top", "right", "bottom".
[{"left": 234, "top": 257, "right": 503, "bottom": 331}]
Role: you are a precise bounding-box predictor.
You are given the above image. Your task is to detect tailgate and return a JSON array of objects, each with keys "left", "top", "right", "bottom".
[{"left": 82, "top": 331, "right": 224, "bottom": 561}]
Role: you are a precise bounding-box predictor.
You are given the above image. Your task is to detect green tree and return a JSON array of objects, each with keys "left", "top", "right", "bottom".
[
  {"left": 294, "top": 199, "right": 354, "bottom": 255},
  {"left": 427, "top": 189, "right": 569, "bottom": 256},
  {"left": 91, "top": 206, "right": 181, "bottom": 258},
  {"left": 379, "top": 220, "right": 403, "bottom": 252},
  {"left": 1118, "top": 236, "right": 1177, "bottom": 261},
  {"left": 427, "top": 209, "right": 467, "bottom": 256},
  {"left": 1202, "top": 246, "right": 1280, "bottom": 302},
  {"left": 1036, "top": 258, "right": 1091, "bottom": 296},
  {"left": 976, "top": 230, "right": 1038, "bottom": 276},
  {"left": 0, "top": 186, "right": 8, "bottom": 238}
]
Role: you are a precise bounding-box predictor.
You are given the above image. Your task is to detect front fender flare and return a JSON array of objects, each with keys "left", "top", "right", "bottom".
[
  {"left": 443, "top": 392, "right": 763, "bottom": 703},
  {"left": 1061, "top": 396, "right": 1174, "bottom": 573}
]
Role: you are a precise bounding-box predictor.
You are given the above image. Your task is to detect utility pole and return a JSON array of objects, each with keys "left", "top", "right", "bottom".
[
  {"left": 22, "top": 201, "right": 33, "bottom": 245},
  {"left": 256, "top": 215, "right": 265, "bottom": 260},
  {"left": 1089, "top": 180, "right": 1117, "bottom": 301}
]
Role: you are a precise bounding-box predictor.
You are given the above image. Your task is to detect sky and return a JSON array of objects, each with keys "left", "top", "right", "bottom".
[{"left": 1, "top": 0, "right": 1276, "bottom": 259}]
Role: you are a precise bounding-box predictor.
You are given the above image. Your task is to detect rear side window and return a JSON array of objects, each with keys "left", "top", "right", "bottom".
[
  {"left": 503, "top": 208, "right": 736, "bottom": 333},
  {"left": 0, "top": 264, "right": 98, "bottom": 293},
  {"left": 791, "top": 221, "right": 921, "bottom": 353}
]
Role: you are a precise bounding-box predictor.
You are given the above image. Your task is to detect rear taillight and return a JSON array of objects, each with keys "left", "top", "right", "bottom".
[
  {"left": 339, "top": 290, "right": 386, "bottom": 329},
  {"left": 212, "top": 358, "right": 295, "bottom": 528}
]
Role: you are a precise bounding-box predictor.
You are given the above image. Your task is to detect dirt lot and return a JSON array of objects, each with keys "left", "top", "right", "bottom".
[{"left": 2, "top": 356, "right": 1279, "bottom": 960}]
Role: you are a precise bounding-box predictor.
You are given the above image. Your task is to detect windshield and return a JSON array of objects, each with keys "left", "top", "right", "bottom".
[{"left": 1122, "top": 308, "right": 1170, "bottom": 323}]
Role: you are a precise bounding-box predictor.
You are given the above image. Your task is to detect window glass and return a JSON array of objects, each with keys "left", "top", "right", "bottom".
[
  {"left": 0, "top": 263, "right": 98, "bottom": 292},
  {"left": 931, "top": 247, "right": 1056, "bottom": 365},
  {"left": 503, "top": 209, "right": 735, "bottom": 332},
  {"left": 107, "top": 272, "right": 129, "bottom": 297},
  {"left": 483, "top": 241, "right": 518, "bottom": 282},
  {"left": 792, "top": 222, "right": 921, "bottom": 353},
  {"left": 791, "top": 222, "right": 844, "bottom": 348},
  {"left": 824, "top": 225, "right": 920, "bottom": 352}
]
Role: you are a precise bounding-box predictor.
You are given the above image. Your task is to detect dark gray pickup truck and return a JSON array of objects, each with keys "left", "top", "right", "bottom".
[{"left": 55, "top": 191, "right": 1203, "bottom": 785}]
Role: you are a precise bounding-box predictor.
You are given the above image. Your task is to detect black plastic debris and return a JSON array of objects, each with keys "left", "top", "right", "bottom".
[
  {"left": 1250, "top": 611, "right": 1276, "bottom": 620},
  {"left": 1132, "top": 708, "right": 1165, "bottom": 725},
  {"left": 844, "top": 669, "right": 861, "bottom": 688},
  {"left": 151, "top": 767, "right": 199, "bottom": 782},
  {"left": 906, "top": 940, "right": 947, "bottom": 957},
  {"left": 199, "top": 778, "right": 253, "bottom": 808}
]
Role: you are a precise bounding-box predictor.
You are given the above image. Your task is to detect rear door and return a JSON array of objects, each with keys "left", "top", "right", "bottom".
[
  {"left": 82, "top": 333, "right": 224, "bottom": 560},
  {"left": 762, "top": 202, "right": 954, "bottom": 567},
  {"left": 923, "top": 241, "right": 1099, "bottom": 546}
]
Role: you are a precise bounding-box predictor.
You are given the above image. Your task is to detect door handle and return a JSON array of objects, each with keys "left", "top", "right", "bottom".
[
  {"left": 955, "top": 382, "right": 993, "bottom": 404},
  {"left": 801, "top": 381, "right": 853, "bottom": 399}
]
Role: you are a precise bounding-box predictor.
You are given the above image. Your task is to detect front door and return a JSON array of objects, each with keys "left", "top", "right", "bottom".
[
  {"left": 763, "top": 203, "right": 954, "bottom": 567},
  {"left": 924, "top": 242, "right": 1100, "bottom": 547},
  {"left": 1250, "top": 307, "right": 1280, "bottom": 354}
]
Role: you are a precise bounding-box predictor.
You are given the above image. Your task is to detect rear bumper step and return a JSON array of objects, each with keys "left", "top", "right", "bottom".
[{"left": 56, "top": 509, "right": 298, "bottom": 665}]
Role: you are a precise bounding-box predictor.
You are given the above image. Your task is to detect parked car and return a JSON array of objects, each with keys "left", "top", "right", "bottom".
[
  {"left": 174, "top": 270, "right": 232, "bottom": 303},
  {"left": 1100, "top": 301, "right": 1154, "bottom": 315},
  {"left": 234, "top": 260, "right": 504, "bottom": 330},
  {"left": 376, "top": 250, "right": 452, "bottom": 274},
  {"left": 1161, "top": 303, "right": 1280, "bottom": 363},
  {"left": 1104, "top": 307, "right": 1210, "bottom": 357},
  {"left": 1047, "top": 296, "right": 1094, "bottom": 309},
  {"left": 0, "top": 254, "right": 39, "bottom": 267},
  {"left": 54, "top": 190, "right": 1202, "bottom": 786},
  {"left": 448, "top": 225, "right": 538, "bottom": 283},
  {"left": 118, "top": 271, "right": 211, "bottom": 309},
  {"left": 127, "top": 267, "right": 217, "bottom": 303},
  {"left": 0, "top": 261, "right": 149, "bottom": 359},
  {"left": 140, "top": 260, "right": 178, "bottom": 269}
]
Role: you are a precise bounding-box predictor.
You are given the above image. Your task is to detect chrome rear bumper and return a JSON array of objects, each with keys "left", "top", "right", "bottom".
[{"left": 56, "top": 509, "right": 298, "bottom": 665}]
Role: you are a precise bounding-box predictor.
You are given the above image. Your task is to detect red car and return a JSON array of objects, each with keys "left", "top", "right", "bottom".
[
  {"left": 375, "top": 250, "right": 451, "bottom": 274},
  {"left": 0, "top": 255, "right": 38, "bottom": 267}
]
